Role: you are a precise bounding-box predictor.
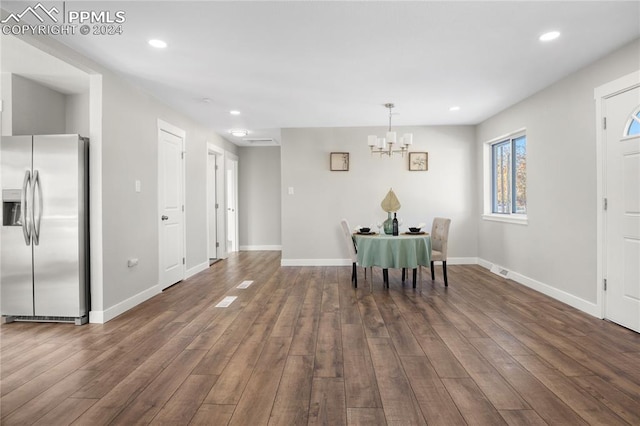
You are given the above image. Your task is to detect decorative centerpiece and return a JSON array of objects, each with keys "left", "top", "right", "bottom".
[{"left": 380, "top": 188, "right": 401, "bottom": 235}]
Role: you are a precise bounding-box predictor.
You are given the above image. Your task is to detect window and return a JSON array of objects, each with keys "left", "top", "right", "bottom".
[
  {"left": 625, "top": 108, "right": 640, "bottom": 136},
  {"left": 492, "top": 135, "right": 526, "bottom": 214},
  {"left": 483, "top": 130, "right": 527, "bottom": 224}
]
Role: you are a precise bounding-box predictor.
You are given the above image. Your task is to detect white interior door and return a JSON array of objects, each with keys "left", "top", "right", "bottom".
[
  {"left": 158, "top": 124, "right": 185, "bottom": 289},
  {"left": 226, "top": 155, "right": 238, "bottom": 253},
  {"left": 207, "top": 151, "right": 218, "bottom": 260},
  {"left": 603, "top": 85, "right": 640, "bottom": 332}
]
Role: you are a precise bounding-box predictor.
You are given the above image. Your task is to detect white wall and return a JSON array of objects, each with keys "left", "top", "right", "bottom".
[
  {"left": 1, "top": 73, "right": 12, "bottom": 135},
  {"left": 281, "top": 126, "right": 477, "bottom": 265},
  {"left": 99, "top": 74, "right": 236, "bottom": 311},
  {"left": 65, "top": 91, "right": 89, "bottom": 136},
  {"left": 476, "top": 38, "right": 640, "bottom": 308},
  {"left": 11, "top": 74, "right": 65, "bottom": 135},
  {"left": 238, "top": 146, "right": 282, "bottom": 250},
  {"left": 5, "top": 34, "right": 238, "bottom": 321}
]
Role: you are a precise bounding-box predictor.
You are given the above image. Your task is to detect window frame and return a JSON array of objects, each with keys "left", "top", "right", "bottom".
[{"left": 483, "top": 128, "right": 528, "bottom": 225}]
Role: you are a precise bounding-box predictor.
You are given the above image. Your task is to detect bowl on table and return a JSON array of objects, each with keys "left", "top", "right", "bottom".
[
  {"left": 409, "top": 227, "right": 422, "bottom": 233},
  {"left": 359, "top": 227, "right": 371, "bottom": 233}
]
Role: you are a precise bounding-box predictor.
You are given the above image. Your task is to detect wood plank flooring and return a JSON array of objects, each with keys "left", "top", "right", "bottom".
[{"left": 1, "top": 251, "right": 640, "bottom": 425}]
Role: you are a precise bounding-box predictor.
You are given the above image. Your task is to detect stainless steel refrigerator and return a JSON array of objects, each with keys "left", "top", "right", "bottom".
[{"left": 1, "top": 135, "right": 89, "bottom": 325}]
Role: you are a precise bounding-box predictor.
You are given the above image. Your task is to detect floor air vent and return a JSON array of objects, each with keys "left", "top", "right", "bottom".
[
  {"left": 4, "top": 315, "right": 88, "bottom": 325},
  {"left": 490, "top": 265, "right": 510, "bottom": 278}
]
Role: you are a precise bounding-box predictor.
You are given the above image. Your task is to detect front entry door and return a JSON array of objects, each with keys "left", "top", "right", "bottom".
[
  {"left": 158, "top": 125, "right": 185, "bottom": 289},
  {"left": 603, "top": 85, "right": 640, "bottom": 332}
]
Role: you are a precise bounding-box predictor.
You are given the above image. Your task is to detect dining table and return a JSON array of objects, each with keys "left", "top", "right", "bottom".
[{"left": 353, "top": 232, "right": 432, "bottom": 288}]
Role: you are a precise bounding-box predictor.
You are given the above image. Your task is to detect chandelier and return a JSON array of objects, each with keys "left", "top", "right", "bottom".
[{"left": 368, "top": 103, "right": 413, "bottom": 157}]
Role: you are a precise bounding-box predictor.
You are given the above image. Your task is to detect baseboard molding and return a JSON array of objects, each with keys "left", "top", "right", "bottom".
[
  {"left": 89, "top": 284, "right": 161, "bottom": 324},
  {"left": 281, "top": 258, "right": 352, "bottom": 266},
  {"left": 186, "top": 261, "right": 209, "bottom": 278},
  {"left": 89, "top": 256, "right": 599, "bottom": 323},
  {"left": 478, "top": 258, "right": 600, "bottom": 318},
  {"left": 447, "top": 257, "right": 479, "bottom": 265},
  {"left": 240, "top": 245, "right": 282, "bottom": 251},
  {"left": 281, "top": 257, "right": 478, "bottom": 267}
]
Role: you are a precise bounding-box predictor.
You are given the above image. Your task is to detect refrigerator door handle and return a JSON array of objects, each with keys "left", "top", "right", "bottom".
[
  {"left": 32, "top": 169, "right": 43, "bottom": 246},
  {"left": 21, "top": 170, "right": 32, "bottom": 245}
]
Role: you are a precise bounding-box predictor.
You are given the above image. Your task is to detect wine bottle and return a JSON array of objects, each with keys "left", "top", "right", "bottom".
[{"left": 392, "top": 213, "right": 399, "bottom": 236}]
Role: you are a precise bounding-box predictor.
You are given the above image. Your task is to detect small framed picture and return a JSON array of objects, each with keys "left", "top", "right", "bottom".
[
  {"left": 330, "top": 152, "right": 349, "bottom": 171},
  {"left": 409, "top": 152, "right": 428, "bottom": 171}
]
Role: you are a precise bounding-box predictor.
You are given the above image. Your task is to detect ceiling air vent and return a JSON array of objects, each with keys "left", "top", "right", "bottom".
[{"left": 242, "top": 138, "right": 279, "bottom": 146}]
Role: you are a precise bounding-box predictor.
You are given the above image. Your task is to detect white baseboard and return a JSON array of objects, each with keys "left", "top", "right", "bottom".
[
  {"left": 281, "top": 258, "right": 352, "bottom": 266},
  {"left": 240, "top": 245, "right": 282, "bottom": 251},
  {"left": 478, "top": 258, "right": 600, "bottom": 318},
  {"left": 477, "top": 258, "right": 493, "bottom": 270},
  {"left": 281, "top": 257, "right": 478, "bottom": 267},
  {"left": 89, "top": 284, "right": 161, "bottom": 324},
  {"left": 89, "top": 256, "right": 599, "bottom": 323},
  {"left": 447, "top": 257, "right": 479, "bottom": 265},
  {"left": 186, "top": 261, "right": 209, "bottom": 278}
]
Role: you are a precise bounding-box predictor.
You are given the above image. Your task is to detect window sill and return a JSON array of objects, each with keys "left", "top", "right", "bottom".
[{"left": 482, "top": 214, "right": 528, "bottom": 225}]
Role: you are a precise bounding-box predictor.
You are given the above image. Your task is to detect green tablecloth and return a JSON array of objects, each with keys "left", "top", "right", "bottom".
[{"left": 354, "top": 234, "right": 432, "bottom": 269}]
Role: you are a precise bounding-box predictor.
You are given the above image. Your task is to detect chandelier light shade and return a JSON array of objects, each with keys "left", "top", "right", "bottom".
[{"left": 368, "top": 103, "right": 413, "bottom": 157}]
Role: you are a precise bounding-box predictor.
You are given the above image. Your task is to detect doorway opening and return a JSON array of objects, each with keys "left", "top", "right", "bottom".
[
  {"left": 207, "top": 143, "right": 225, "bottom": 264},
  {"left": 226, "top": 153, "right": 239, "bottom": 254}
]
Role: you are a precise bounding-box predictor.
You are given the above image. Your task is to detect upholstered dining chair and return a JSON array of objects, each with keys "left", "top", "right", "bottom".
[
  {"left": 340, "top": 219, "right": 369, "bottom": 289},
  {"left": 430, "top": 217, "right": 451, "bottom": 286}
]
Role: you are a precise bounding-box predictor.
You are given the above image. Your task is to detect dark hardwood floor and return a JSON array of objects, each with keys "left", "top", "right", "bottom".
[{"left": 1, "top": 251, "right": 639, "bottom": 425}]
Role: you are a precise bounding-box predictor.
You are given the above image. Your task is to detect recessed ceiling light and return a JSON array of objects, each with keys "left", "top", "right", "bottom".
[
  {"left": 148, "top": 39, "right": 167, "bottom": 49},
  {"left": 229, "top": 110, "right": 241, "bottom": 115},
  {"left": 449, "top": 106, "right": 461, "bottom": 112},
  {"left": 539, "top": 31, "right": 560, "bottom": 42},
  {"left": 201, "top": 98, "right": 212, "bottom": 103},
  {"left": 229, "top": 129, "right": 249, "bottom": 137}
]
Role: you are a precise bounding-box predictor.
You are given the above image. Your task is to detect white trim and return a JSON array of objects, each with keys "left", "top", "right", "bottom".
[
  {"left": 280, "top": 256, "right": 477, "bottom": 267},
  {"left": 157, "top": 119, "right": 186, "bottom": 289},
  {"left": 281, "top": 258, "right": 352, "bottom": 266},
  {"left": 447, "top": 257, "right": 479, "bottom": 265},
  {"left": 224, "top": 152, "right": 239, "bottom": 255},
  {"left": 594, "top": 70, "right": 640, "bottom": 320},
  {"left": 89, "top": 284, "right": 161, "bottom": 324},
  {"left": 206, "top": 143, "right": 225, "bottom": 261},
  {"left": 240, "top": 245, "right": 282, "bottom": 251},
  {"left": 477, "top": 258, "right": 493, "bottom": 270},
  {"left": 186, "top": 261, "right": 209, "bottom": 279},
  {"left": 89, "top": 74, "right": 104, "bottom": 314},
  {"left": 482, "top": 213, "right": 528, "bottom": 225},
  {"left": 484, "top": 127, "right": 527, "bottom": 145},
  {"left": 478, "top": 259, "right": 600, "bottom": 318}
]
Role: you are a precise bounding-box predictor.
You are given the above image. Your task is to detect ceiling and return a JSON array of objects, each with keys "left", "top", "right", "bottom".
[{"left": 2, "top": 1, "right": 639, "bottom": 145}]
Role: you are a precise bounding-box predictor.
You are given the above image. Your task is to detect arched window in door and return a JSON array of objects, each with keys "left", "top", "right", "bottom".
[{"left": 625, "top": 106, "right": 640, "bottom": 136}]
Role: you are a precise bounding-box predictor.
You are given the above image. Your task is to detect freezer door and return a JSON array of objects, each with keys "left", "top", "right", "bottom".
[
  {"left": 1, "top": 136, "right": 34, "bottom": 316},
  {"left": 32, "top": 135, "right": 87, "bottom": 317}
]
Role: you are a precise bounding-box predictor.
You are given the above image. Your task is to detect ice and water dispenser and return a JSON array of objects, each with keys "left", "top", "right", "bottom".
[{"left": 2, "top": 189, "right": 22, "bottom": 226}]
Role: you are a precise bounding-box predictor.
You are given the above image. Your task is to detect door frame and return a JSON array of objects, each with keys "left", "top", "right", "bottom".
[
  {"left": 207, "top": 142, "right": 225, "bottom": 260},
  {"left": 225, "top": 152, "right": 239, "bottom": 254},
  {"left": 157, "top": 119, "right": 186, "bottom": 288},
  {"left": 594, "top": 69, "right": 640, "bottom": 319}
]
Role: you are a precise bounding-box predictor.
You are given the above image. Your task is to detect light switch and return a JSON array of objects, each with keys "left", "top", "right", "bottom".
[
  {"left": 135, "top": 180, "right": 141, "bottom": 193},
  {"left": 288, "top": 187, "right": 294, "bottom": 195}
]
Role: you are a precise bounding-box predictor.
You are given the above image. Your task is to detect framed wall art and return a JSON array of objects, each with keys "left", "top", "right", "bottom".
[
  {"left": 409, "top": 152, "right": 428, "bottom": 171},
  {"left": 330, "top": 152, "right": 349, "bottom": 171}
]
